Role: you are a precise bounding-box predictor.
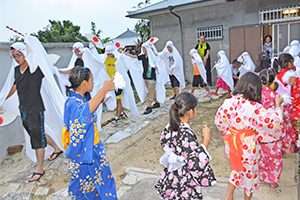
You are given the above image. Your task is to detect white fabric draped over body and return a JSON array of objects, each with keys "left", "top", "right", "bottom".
[
  {"left": 157, "top": 41, "right": 186, "bottom": 91},
  {"left": 189, "top": 49, "right": 207, "bottom": 84},
  {"left": 0, "top": 35, "right": 65, "bottom": 162},
  {"left": 237, "top": 52, "right": 255, "bottom": 78},
  {"left": 214, "top": 50, "right": 234, "bottom": 91}
]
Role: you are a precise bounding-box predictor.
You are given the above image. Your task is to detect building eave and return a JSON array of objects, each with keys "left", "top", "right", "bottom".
[{"left": 126, "top": 0, "right": 227, "bottom": 19}]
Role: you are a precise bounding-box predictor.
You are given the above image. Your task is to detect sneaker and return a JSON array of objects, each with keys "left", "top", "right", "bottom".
[
  {"left": 204, "top": 92, "right": 211, "bottom": 97},
  {"left": 120, "top": 112, "right": 128, "bottom": 119},
  {"left": 113, "top": 116, "right": 120, "bottom": 123},
  {"left": 143, "top": 107, "right": 152, "bottom": 115},
  {"left": 211, "top": 92, "right": 219, "bottom": 96},
  {"left": 151, "top": 102, "right": 160, "bottom": 109},
  {"left": 226, "top": 94, "right": 232, "bottom": 98},
  {"left": 169, "top": 95, "right": 176, "bottom": 100}
]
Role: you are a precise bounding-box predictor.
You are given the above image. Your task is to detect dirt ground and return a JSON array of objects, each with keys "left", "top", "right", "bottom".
[{"left": 0, "top": 88, "right": 298, "bottom": 199}]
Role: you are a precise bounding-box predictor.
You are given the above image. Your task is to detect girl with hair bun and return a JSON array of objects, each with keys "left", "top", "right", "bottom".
[
  {"left": 274, "top": 53, "right": 299, "bottom": 153},
  {"left": 258, "top": 68, "right": 285, "bottom": 190},
  {"left": 62, "top": 66, "right": 117, "bottom": 199},
  {"left": 156, "top": 92, "right": 216, "bottom": 199}
]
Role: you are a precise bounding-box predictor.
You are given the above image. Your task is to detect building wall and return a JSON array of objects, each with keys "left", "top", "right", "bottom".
[{"left": 149, "top": 0, "right": 300, "bottom": 83}]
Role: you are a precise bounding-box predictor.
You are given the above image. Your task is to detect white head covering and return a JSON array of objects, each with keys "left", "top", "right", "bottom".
[
  {"left": 289, "top": 40, "right": 300, "bottom": 57},
  {"left": 283, "top": 46, "right": 290, "bottom": 53},
  {"left": 237, "top": 52, "right": 255, "bottom": 78},
  {"left": 142, "top": 43, "right": 158, "bottom": 69},
  {"left": 10, "top": 42, "right": 27, "bottom": 57},
  {"left": 72, "top": 42, "right": 85, "bottom": 54},
  {"left": 190, "top": 49, "right": 207, "bottom": 84},
  {"left": 157, "top": 41, "right": 185, "bottom": 90},
  {"left": 215, "top": 50, "right": 234, "bottom": 90}
]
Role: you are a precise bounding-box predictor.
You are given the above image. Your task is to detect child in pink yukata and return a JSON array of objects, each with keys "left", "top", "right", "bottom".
[
  {"left": 215, "top": 72, "right": 284, "bottom": 200},
  {"left": 156, "top": 92, "right": 216, "bottom": 199},
  {"left": 258, "top": 68, "right": 285, "bottom": 190}
]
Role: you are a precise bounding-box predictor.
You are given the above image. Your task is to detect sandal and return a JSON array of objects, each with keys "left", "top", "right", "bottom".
[
  {"left": 48, "top": 150, "right": 63, "bottom": 161},
  {"left": 28, "top": 171, "right": 45, "bottom": 182},
  {"left": 290, "top": 146, "right": 299, "bottom": 153},
  {"left": 269, "top": 183, "right": 279, "bottom": 190}
]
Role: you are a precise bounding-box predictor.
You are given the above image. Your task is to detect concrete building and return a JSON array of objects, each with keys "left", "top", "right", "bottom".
[{"left": 127, "top": 0, "right": 300, "bottom": 84}]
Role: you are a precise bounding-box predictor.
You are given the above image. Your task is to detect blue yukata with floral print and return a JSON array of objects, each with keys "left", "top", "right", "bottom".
[
  {"left": 155, "top": 123, "right": 217, "bottom": 200},
  {"left": 62, "top": 91, "right": 117, "bottom": 200}
]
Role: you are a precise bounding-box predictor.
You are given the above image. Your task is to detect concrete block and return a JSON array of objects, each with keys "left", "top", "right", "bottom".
[
  {"left": 0, "top": 192, "right": 32, "bottom": 200},
  {"left": 122, "top": 174, "right": 140, "bottom": 185},
  {"left": 117, "top": 186, "right": 131, "bottom": 198},
  {"left": 106, "top": 131, "right": 131, "bottom": 144},
  {"left": 46, "top": 188, "right": 68, "bottom": 200},
  {"left": 35, "top": 187, "right": 49, "bottom": 196}
]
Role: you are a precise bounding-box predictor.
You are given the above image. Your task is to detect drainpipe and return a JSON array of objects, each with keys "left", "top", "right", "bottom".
[{"left": 168, "top": 6, "right": 185, "bottom": 72}]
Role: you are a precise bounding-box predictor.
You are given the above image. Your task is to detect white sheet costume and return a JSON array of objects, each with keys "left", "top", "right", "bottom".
[
  {"left": 237, "top": 52, "right": 255, "bottom": 78},
  {"left": 95, "top": 45, "right": 142, "bottom": 117},
  {"left": 189, "top": 49, "right": 207, "bottom": 84},
  {"left": 158, "top": 41, "right": 186, "bottom": 91},
  {"left": 289, "top": 40, "right": 300, "bottom": 73},
  {"left": 0, "top": 35, "right": 65, "bottom": 162},
  {"left": 214, "top": 50, "right": 234, "bottom": 91}
]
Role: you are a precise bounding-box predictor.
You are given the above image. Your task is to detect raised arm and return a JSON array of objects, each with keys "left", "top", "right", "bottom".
[
  {"left": 6, "top": 84, "right": 16, "bottom": 100},
  {"left": 89, "top": 79, "right": 115, "bottom": 113},
  {"left": 123, "top": 51, "right": 138, "bottom": 59}
]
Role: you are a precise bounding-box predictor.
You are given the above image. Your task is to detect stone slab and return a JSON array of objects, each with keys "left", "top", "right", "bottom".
[
  {"left": 106, "top": 131, "right": 131, "bottom": 144},
  {"left": 0, "top": 192, "right": 32, "bottom": 200},
  {"left": 35, "top": 187, "right": 49, "bottom": 196},
  {"left": 117, "top": 186, "right": 131, "bottom": 198},
  {"left": 46, "top": 188, "right": 68, "bottom": 200}
]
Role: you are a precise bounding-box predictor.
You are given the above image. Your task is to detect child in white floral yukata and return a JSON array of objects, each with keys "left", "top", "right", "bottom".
[
  {"left": 156, "top": 92, "right": 217, "bottom": 200},
  {"left": 215, "top": 72, "right": 284, "bottom": 200}
]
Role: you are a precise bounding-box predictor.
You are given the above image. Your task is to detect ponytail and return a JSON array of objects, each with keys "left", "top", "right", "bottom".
[{"left": 169, "top": 92, "right": 198, "bottom": 132}]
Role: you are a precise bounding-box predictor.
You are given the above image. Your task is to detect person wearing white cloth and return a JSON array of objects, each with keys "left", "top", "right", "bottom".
[
  {"left": 2, "top": 37, "right": 64, "bottom": 182},
  {"left": 237, "top": 52, "right": 255, "bottom": 78},
  {"left": 158, "top": 41, "right": 186, "bottom": 100},
  {"left": 289, "top": 40, "right": 300, "bottom": 73},
  {"left": 124, "top": 43, "right": 166, "bottom": 115},
  {"left": 211, "top": 50, "right": 234, "bottom": 98},
  {"left": 189, "top": 49, "right": 211, "bottom": 97}
]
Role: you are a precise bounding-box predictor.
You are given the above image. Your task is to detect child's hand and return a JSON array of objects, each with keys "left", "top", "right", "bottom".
[
  {"left": 202, "top": 125, "right": 211, "bottom": 149},
  {"left": 289, "top": 77, "right": 296, "bottom": 86}
]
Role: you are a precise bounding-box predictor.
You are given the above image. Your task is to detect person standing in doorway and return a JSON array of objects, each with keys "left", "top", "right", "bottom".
[{"left": 195, "top": 35, "right": 212, "bottom": 86}]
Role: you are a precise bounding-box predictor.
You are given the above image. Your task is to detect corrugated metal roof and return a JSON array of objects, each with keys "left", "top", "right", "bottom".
[{"left": 127, "top": 0, "right": 223, "bottom": 18}]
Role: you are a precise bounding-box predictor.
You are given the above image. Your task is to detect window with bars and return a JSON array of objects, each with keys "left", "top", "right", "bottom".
[{"left": 196, "top": 26, "right": 223, "bottom": 41}]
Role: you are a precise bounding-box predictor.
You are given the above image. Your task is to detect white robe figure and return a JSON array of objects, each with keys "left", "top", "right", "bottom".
[
  {"left": 214, "top": 50, "right": 234, "bottom": 91},
  {"left": 289, "top": 40, "right": 300, "bottom": 74},
  {"left": 58, "top": 42, "right": 114, "bottom": 131},
  {"left": 95, "top": 45, "right": 142, "bottom": 117},
  {"left": 142, "top": 43, "right": 166, "bottom": 103},
  {"left": 158, "top": 41, "right": 186, "bottom": 91},
  {"left": 189, "top": 49, "right": 207, "bottom": 84},
  {"left": 0, "top": 35, "right": 65, "bottom": 162},
  {"left": 237, "top": 52, "right": 255, "bottom": 78}
]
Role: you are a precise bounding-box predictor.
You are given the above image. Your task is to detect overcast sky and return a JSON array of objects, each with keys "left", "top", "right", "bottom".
[{"left": 0, "top": 0, "right": 161, "bottom": 42}]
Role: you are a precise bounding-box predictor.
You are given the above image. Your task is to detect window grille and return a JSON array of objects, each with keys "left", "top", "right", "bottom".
[
  {"left": 196, "top": 26, "right": 223, "bottom": 41},
  {"left": 259, "top": 5, "right": 300, "bottom": 24}
]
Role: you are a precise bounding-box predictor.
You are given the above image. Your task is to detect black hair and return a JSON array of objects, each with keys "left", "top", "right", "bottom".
[
  {"left": 232, "top": 72, "right": 262, "bottom": 103},
  {"left": 276, "top": 53, "right": 294, "bottom": 69},
  {"left": 264, "top": 35, "right": 272, "bottom": 42},
  {"left": 232, "top": 59, "right": 239, "bottom": 64},
  {"left": 169, "top": 92, "right": 198, "bottom": 132},
  {"left": 66, "top": 66, "right": 91, "bottom": 96},
  {"left": 255, "top": 53, "right": 270, "bottom": 73},
  {"left": 259, "top": 68, "right": 278, "bottom": 91}
]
